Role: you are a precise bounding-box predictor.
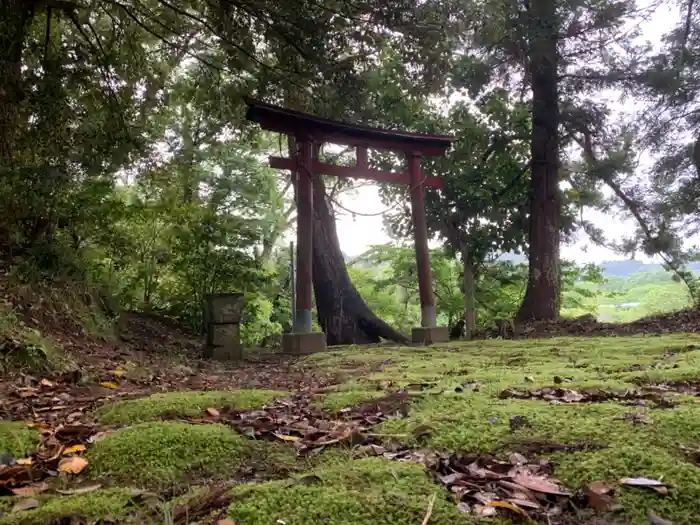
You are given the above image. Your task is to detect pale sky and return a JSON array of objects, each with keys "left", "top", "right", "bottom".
[{"left": 334, "top": 2, "right": 675, "bottom": 264}]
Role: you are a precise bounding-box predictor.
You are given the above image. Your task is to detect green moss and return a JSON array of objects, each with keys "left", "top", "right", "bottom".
[
  {"left": 0, "top": 422, "right": 39, "bottom": 459},
  {"left": 228, "top": 458, "right": 477, "bottom": 525},
  {"left": 297, "top": 335, "right": 700, "bottom": 524},
  {"left": 96, "top": 389, "right": 286, "bottom": 425},
  {"left": 318, "top": 390, "right": 386, "bottom": 411},
  {"left": 86, "top": 422, "right": 282, "bottom": 489},
  {"left": 0, "top": 489, "right": 135, "bottom": 525},
  {"left": 554, "top": 446, "right": 700, "bottom": 525}
]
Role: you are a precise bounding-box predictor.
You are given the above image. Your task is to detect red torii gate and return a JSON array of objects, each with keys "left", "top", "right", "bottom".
[{"left": 245, "top": 99, "right": 455, "bottom": 353}]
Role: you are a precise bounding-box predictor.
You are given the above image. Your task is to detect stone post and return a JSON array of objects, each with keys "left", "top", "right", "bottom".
[{"left": 204, "top": 293, "right": 245, "bottom": 361}]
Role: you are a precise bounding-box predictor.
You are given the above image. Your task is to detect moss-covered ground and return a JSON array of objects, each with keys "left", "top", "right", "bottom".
[{"left": 4, "top": 334, "right": 700, "bottom": 524}]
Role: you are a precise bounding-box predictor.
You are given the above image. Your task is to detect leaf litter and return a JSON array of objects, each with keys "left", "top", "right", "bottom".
[{"left": 499, "top": 386, "right": 677, "bottom": 408}]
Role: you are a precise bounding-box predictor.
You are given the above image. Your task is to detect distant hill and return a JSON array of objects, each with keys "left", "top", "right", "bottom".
[
  {"left": 345, "top": 248, "right": 700, "bottom": 279},
  {"left": 598, "top": 260, "right": 700, "bottom": 277}
]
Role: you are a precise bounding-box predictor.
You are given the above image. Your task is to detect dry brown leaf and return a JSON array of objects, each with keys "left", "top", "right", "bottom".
[
  {"left": 216, "top": 520, "right": 235, "bottom": 525},
  {"left": 62, "top": 444, "right": 87, "bottom": 456},
  {"left": 58, "top": 456, "right": 88, "bottom": 474},
  {"left": 39, "top": 379, "right": 53, "bottom": 388},
  {"left": 99, "top": 381, "right": 119, "bottom": 390},
  {"left": 511, "top": 471, "right": 570, "bottom": 496},
  {"left": 11, "top": 483, "right": 50, "bottom": 497},
  {"left": 585, "top": 481, "right": 618, "bottom": 513},
  {"left": 11, "top": 498, "right": 40, "bottom": 512},
  {"left": 16, "top": 458, "right": 33, "bottom": 466},
  {"left": 205, "top": 407, "right": 220, "bottom": 417}
]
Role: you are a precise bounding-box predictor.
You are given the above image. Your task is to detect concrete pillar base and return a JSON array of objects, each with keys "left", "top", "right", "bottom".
[
  {"left": 411, "top": 326, "right": 450, "bottom": 345},
  {"left": 282, "top": 332, "right": 327, "bottom": 355}
]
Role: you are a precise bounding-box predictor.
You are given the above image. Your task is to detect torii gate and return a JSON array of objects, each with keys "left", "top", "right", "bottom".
[{"left": 245, "top": 99, "right": 455, "bottom": 353}]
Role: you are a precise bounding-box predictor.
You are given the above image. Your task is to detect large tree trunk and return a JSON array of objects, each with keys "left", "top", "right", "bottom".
[
  {"left": 517, "top": 0, "right": 561, "bottom": 322},
  {"left": 0, "top": 0, "right": 33, "bottom": 166},
  {"left": 310, "top": 174, "right": 409, "bottom": 345}
]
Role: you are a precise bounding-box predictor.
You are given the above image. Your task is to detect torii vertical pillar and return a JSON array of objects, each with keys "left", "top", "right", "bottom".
[
  {"left": 408, "top": 153, "right": 449, "bottom": 344},
  {"left": 282, "top": 138, "right": 327, "bottom": 354}
]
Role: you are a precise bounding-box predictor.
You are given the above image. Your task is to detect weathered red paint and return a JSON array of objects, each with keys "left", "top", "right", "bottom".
[
  {"left": 269, "top": 156, "right": 444, "bottom": 189},
  {"left": 295, "top": 140, "right": 314, "bottom": 329}
]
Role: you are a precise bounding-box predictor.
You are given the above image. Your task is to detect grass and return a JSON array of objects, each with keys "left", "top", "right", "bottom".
[{"left": 95, "top": 389, "right": 287, "bottom": 425}]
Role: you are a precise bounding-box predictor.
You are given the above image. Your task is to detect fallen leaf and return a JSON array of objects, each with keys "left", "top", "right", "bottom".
[
  {"left": 585, "top": 481, "right": 618, "bottom": 513},
  {"left": 112, "top": 369, "right": 126, "bottom": 377},
  {"left": 99, "top": 381, "right": 119, "bottom": 390},
  {"left": 62, "top": 444, "right": 87, "bottom": 455},
  {"left": 56, "top": 483, "right": 102, "bottom": 495},
  {"left": 11, "top": 499, "right": 40, "bottom": 512},
  {"left": 621, "top": 477, "right": 664, "bottom": 487},
  {"left": 205, "top": 407, "right": 220, "bottom": 417},
  {"left": 273, "top": 433, "right": 300, "bottom": 442},
  {"left": 16, "top": 458, "right": 33, "bottom": 466},
  {"left": 621, "top": 477, "right": 667, "bottom": 495},
  {"left": 40, "top": 379, "right": 53, "bottom": 387},
  {"left": 88, "top": 430, "right": 113, "bottom": 443},
  {"left": 217, "top": 520, "right": 235, "bottom": 525},
  {"left": 11, "top": 483, "right": 50, "bottom": 497},
  {"left": 485, "top": 500, "right": 526, "bottom": 516},
  {"left": 512, "top": 471, "right": 570, "bottom": 495},
  {"left": 58, "top": 456, "right": 88, "bottom": 474}
]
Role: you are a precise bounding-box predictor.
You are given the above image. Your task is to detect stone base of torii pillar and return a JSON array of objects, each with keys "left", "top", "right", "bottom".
[
  {"left": 411, "top": 327, "right": 450, "bottom": 344},
  {"left": 282, "top": 332, "right": 327, "bottom": 355}
]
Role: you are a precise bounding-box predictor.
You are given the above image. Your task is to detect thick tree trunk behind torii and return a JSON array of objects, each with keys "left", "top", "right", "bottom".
[
  {"left": 310, "top": 175, "right": 409, "bottom": 345},
  {"left": 516, "top": 0, "right": 561, "bottom": 322}
]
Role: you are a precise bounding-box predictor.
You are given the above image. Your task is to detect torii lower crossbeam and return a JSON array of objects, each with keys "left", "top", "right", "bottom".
[{"left": 245, "top": 99, "right": 455, "bottom": 352}]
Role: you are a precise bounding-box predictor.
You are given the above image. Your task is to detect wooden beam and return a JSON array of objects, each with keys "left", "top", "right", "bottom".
[{"left": 269, "top": 156, "right": 444, "bottom": 189}]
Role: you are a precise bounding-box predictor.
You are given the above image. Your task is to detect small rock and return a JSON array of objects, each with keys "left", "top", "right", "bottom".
[
  {"left": 12, "top": 499, "right": 39, "bottom": 512},
  {"left": 173, "top": 365, "right": 195, "bottom": 376},
  {"left": 648, "top": 510, "right": 674, "bottom": 525}
]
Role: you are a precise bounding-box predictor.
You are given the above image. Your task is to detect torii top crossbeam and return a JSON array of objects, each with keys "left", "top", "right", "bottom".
[
  {"left": 244, "top": 98, "right": 455, "bottom": 351},
  {"left": 245, "top": 99, "right": 453, "bottom": 156}
]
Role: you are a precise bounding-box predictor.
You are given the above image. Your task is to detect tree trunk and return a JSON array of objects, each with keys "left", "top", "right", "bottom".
[
  {"left": 0, "top": 0, "right": 33, "bottom": 166},
  {"left": 462, "top": 251, "right": 477, "bottom": 339},
  {"left": 310, "top": 174, "right": 409, "bottom": 345},
  {"left": 517, "top": 0, "right": 561, "bottom": 322}
]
